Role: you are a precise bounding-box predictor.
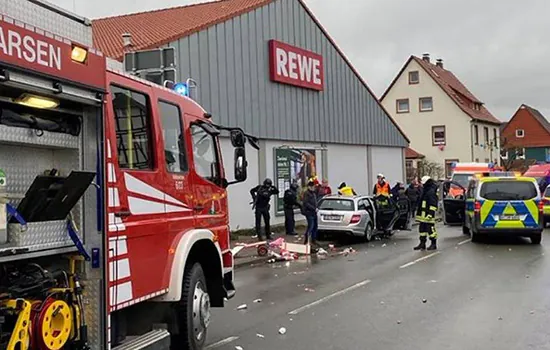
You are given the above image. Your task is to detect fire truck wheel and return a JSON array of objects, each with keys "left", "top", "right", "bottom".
[{"left": 175, "top": 263, "right": 209, "bottom": 350}]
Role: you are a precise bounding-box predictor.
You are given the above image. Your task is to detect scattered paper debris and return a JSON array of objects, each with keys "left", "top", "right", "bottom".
[
  {"left": 285, "top": 261, "right": 290, "bottom": 267},
  {"left": 428, "top": 280, "right": 438, "bottom": 283},
  {"left": 289, "top": 318, "right": 293, "bottom": 321},
  {"left": 328, "top": 244, "right": 335, "bottom": 250},
  {"left": 489, "top": 255, "right": 494, "bottom": 258},
  {"left": 498, "top": 316, "right": 503, "bottom": 321},
  {"left": 530, "top": 310, "right": 535, "bottom": 315},
  {"left": 235, "top": 346, "right": 244, "bottom": 350},
  {"left": 236, "top": 304, "right": 247, "bottom": 310},
  {"left": 526, "top": 275, "right": 530, "bottom": 279},
  {"left": 253, "top": 299, "right": 262, "bottom": 303},
  {"left": 470, "top": 297, "right": 474, "bottom": 300},
  {"left": 278, "top": 327, "right": 287, "bottom": 335},
  {"left": 422, "top": 299, "right": 427, "bottom": 304},
  {"left": 508, "top": 248, "right": 512, "bottom": 251},
  {"left": 382, "top": 244, "right": 387, "bottom": 248},
  {"left": 380, "top": 301, "right": 385, "bottom": 305},
  {"left": 304, "top": 288, "right": 315, "bottom": 292},
  {"left": 397, "top": 320, "right": 402, "bottom": 324},
  {"left": 317, "top": 248, "right": 328, "bottom": 255},
  {"left": 256, "top": 333, "right": 265, "bottom": 338}
]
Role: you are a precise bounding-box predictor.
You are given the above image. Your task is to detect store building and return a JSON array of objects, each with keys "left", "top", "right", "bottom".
[{"left": 93, "top": 0, "right": 409, "bottom": 230}]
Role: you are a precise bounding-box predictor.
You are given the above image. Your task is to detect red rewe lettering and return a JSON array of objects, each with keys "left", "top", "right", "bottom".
[{"left": 269, "top": 40, "right": 324, "bottom": 91}]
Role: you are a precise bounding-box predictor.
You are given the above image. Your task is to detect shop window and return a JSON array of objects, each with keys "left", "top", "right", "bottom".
[
  {"left": 516, "top": 129, "right": 525, "bottom": 138},
  {"left": 396, "top": 99, "right": 410, "bottom": 113},
  {"left": 419, "top": 97, "right": 433, "bottom": 112},
  {"left": 191, "top": 124, "right": 220, "bottom": 182},
  {"left": 432, "top": 125, "right": 446, "bottom": 145},
  {"left": 474, "top": 125, "right": 479, "bottom": 145},
  {"left": 445, "top": 159, "right": 459, "bottom": 178},
  {"left": 409, "top": 71, "right": 419, "bottom": 84},
  {"left": 111, "top": 85, "right": 153, "bottom": 170},
  {"left": 159, "top": 101, "right": 188, "bottom": 173}
]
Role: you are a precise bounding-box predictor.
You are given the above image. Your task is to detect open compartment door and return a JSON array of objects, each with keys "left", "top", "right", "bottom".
[{"left": 440, "top": 181, "right": 466, "bottom": 225}]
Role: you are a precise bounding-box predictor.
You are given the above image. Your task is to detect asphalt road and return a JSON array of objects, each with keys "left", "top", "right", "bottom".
[{"left": 205, "top": 225, "right": 550, "bottom": 350}]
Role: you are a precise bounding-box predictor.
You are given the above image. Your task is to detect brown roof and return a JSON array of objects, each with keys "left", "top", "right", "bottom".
[
  {"left": 381, "top": 56, "right": 501, "bottom": 125},
  {"left": 405, "top": 147, "right": 424, "bottom": 159},
  {"left": 92, "top": 0, "right": 410, "bottom": 144},
  {"left": 92, "top": 0, "right": 272, "bottom": 59}
]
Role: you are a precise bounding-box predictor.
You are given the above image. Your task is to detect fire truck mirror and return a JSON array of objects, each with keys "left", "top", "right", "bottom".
[
  {"left": 234, "top": 147, "right": 247, "bottom": 182},
  {"left": 230, "top": 130, "right": 246, "bottom": 148}
]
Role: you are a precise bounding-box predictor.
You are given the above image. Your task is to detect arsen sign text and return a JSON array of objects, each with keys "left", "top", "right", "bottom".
[{"left": 269, "top": 40, "right": 324, "bottom": 91}]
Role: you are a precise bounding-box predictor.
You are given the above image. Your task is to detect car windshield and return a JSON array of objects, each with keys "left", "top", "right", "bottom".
[
  {"left": 318, "top": 198, "right": 355, "bottom": 211},
  {"left": 452, "top": 173, "right": 472, "bottom": 187},
  {"left": 480, "top": 181, "right": 538, "bottom": 200}
]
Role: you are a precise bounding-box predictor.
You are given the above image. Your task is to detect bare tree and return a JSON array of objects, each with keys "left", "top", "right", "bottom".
[
  {"left": 500, "top": 137, "right": 535, "bottom": 171},
  {"left": 417, "top": 159, "right": 444, "bottom": 179}
]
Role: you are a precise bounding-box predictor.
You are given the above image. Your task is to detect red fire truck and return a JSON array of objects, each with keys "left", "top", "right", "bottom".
[{"left": 0, "top": 2, "right": 256, "bottom": 349}]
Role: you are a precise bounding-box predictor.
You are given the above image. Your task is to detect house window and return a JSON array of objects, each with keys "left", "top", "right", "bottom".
[
  {"left": 419, "top": 97, "right": 433, "bottom": 112},
  {"left": 408, "top": 71, "right": 419, "bottom": 84},
  {"left": 517, "top": 148, "right": 525, "bottom": 159},
  {"left": 484, "top": 127, "right": 489, "bottom": 143},
  {"left": 516, "top": 129, "right": 525, "bottom": 138},
  {"left": 396, "top": 99, "right": 410, "bottom": 113},
  {"left": 484, "top": 158, "right": 490, "bottom": 163},
  {"left": 111, "top": 85, "right": 154, "bottom": 170},
  {"left": 432, "top": 125, "right": 446, "bottom": 145},
  {"left": 474, "top": 125, "right": 479, "bottom": 145},
  {"left": 445, "top": 159, "right": 459, "bottom": 178}
]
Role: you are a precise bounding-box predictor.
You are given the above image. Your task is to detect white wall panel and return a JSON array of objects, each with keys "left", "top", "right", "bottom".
[
  {"left": 327, "top": 144, "right": 369, "bottom": 195},
  {"left": 369, "top": 146, "right": 405, "bottom": 190}
]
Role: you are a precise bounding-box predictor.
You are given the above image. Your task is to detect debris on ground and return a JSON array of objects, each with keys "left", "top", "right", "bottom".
[
  {"left": 317, "top": 248, "right": 328, "bottom": 255},
  {"left": 498, "top": 316, "right": 503, "bottom": 320},
  {"left": 328, "top": 244, "right": 335, "bottom": 251},
  {"left": 304, "top": 287, "right": 315, "bottom": 292},
  {"left": 382, "top": 244, "right": 387, "bottom": 248},
  {"left": 292, "top": 271, "right": 306, "bottom": 275},
  {"left": 397, "top": 320, "right": 402, "bottom": 324},
  {"left": 256, "top": 333, "right": 265, "bottom": 338},
  {"left": 526, "top": 275, "right": 530, "bottom": 279},
  {"left": 341, "top": 247, "right": 357, "bottom": 257},
  {"left": 530, "top": 310, "right": 535, "bottom": 315},
  {"left": 508, "top": 248, "right": 512, "bottom": 251},
  {"left": 278, "top": 327, "right": 287, "bottom": 335},
  {"left": 289, "top": 318, "right": 293, "bottom": 321},
  {"left": 236, "top": 304, "right": 248, "bottom": 310},
  {"left": 235, "top": 346, "right": 244, "bottom": 350},
  {"left": 422, "top": 299, "right": 427, "bottom": 303},
  {"left": 380, "top": 301, "right": 385, "bottom": 305},
  {"left": 253, "top": 298, "right": 262, "bottom": 303}
]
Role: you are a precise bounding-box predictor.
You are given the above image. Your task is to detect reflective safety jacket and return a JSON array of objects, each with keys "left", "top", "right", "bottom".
[
  {"left": 416, "top": 181, "right": 438, "bottom": 223},
  {"left": 374, "top": 182, "right": 390, "bottom": 197},
  {"left": 339, "top": 186, "right": 356, "bottom": 196}
]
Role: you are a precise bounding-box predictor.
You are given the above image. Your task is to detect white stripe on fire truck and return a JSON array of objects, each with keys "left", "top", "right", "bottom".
[
  {"left": 108, "top": 188, "right": 120, "bottom": 207},
  {"left": 108, "top": 237, "right": 128, "bottom": 258},
  {"left": 109, "top": 258, "right": 131, "bottom": 282},
  {"left": 128, "top": 196, "right": 191, "bottom": 215},
  {"left": 107, "top": 140, "right": 112, "bottom": 159},
  {"left": 107, "top": 163, "right": 116, "bottom": 183},
  {"left": 109, "top": 289, "right": 169, "bottom": 311},
  {"left": 109, "top": 281, "right": 133, "bottom": 305},
  {"left": 107, "top": 213, "right": 126, "bottom": 232},
  {"left": 124, "top": 173, "right": 189, "bottom": 207}
]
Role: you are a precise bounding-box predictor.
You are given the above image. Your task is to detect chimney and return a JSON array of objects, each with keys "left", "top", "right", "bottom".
[
  {"left": 122, "top": 33, "right": 132, "bottom": 49},
  {"left": 422, "top": 53, "right": 430, "bottom": 63},
  {"left": 436, "top": 59, "right": 444, "bottom": 68}
]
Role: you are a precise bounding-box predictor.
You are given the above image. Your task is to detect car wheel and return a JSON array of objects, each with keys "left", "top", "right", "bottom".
[
  {"left": 462, "top": 225, "right": 470, "bottom": 235},
  {"left": 531, "top": 233, "right": 542, "bottom": 245},
  {"left": 364, "top": 223, "right": 374, "bottom": 242}
]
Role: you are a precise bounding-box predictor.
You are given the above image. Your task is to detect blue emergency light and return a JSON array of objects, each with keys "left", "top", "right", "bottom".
[{"left": 173, "top": 82, "right": 189, "bottom": 96}]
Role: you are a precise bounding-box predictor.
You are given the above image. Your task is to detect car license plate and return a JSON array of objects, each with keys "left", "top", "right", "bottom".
[
  {"left": 323, "top": 215, "right": 341, "bottom": 221},
  {"left": 500, "top": 215, "right": 520, "bottom": 221}
]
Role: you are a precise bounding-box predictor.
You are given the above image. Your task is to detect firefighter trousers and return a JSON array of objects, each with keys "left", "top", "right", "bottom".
[{"left": 419, "top": 222, "right": 437, "bottom": 239}]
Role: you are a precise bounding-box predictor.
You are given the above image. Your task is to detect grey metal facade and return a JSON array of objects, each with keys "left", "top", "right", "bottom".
[{"left": 168, "top": 0, "right": 407, "bottom": 147}]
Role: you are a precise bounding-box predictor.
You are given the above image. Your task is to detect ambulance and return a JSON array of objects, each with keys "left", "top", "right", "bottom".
[
  {"left": 448, "top": 162, "right": 502, "bottom": 198},
  {"left": 0, "top": 1, "right": 257, "bottom": 349}
]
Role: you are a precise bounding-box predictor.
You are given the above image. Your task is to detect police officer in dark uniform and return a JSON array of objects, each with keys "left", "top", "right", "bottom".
[
  {"left": 414, "top": 176, "right": 439, "bottom": 251},
  {"left": 250, "top": 178, "right": 279, "bottom": 241},
  {"left": 283, "top": 183, "right": 301, "bottom": 235}
]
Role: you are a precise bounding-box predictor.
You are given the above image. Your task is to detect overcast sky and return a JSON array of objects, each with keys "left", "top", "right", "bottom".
[{"left": 51, "top": 0, "right": 550, "bottom": 121}]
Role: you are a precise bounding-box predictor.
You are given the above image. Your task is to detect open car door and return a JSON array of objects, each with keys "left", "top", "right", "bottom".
[
  {"left": 440, "top": 180, "right": 466, "bottom": 225},
  {"left": 394, "top": 197, "right": 411, "bottom": 230},
  {"left": 373, "top": 195, "right": 400, "bottom": 234}
]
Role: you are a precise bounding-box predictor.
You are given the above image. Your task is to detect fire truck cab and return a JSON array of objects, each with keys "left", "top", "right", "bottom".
[{"left": 0, "top": 1, "right": 255, "bottom": 349}]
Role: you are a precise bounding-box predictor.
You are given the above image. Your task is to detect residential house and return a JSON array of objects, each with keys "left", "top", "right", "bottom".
[
  {"left": 380, "top": 54, "right": 501, "bottom": 178},
  {"left": 501, "top": 104, "right": 550, "bottom": 162}
]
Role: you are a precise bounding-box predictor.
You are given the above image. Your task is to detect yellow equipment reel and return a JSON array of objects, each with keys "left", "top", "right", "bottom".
[
  {"left": 37, "top": 299, "right": 73, "bottom": 350},
  {"left": 4, "top": 299, "right": 32, "bottom": 350}
]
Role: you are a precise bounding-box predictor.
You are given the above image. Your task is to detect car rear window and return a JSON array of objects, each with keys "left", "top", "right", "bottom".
[
  {"left": 480, "top": 181, "right": 538, "bottom": 200},
  {"left": 318, "top": 199, "right": 355, "bottom": 211}
]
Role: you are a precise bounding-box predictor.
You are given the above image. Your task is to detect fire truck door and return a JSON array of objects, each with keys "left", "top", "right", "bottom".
[{"left": 189, "top": 122, "right": 228, "bottom": 243}]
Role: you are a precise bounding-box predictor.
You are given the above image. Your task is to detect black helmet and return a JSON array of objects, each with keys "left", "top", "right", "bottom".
[
  {"left": 263, "top": 178, "right": 273, "bottom": 186},
  {"left": 290, "top": 183, "right": 299, "bottom": 190},
  {"left": 338, "top": 182, "right": 346, "bottom": 189}
]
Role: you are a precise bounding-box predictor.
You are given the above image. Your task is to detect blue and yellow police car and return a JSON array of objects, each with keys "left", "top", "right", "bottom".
[{"left": 441, "top": 172, "right": 544, "bottom": 244}]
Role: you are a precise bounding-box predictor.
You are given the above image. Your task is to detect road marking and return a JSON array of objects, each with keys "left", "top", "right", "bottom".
[
  {"left": 399, "top": 252, "right": 440, "bottom": 269},
  {"left": 205, "top": 336, "right": 239, "bottom": 349},
  {"left": 458, "top": 239, "right": 471, "bottom": 245},
  {"left": 288, "top": 279, "right": 371, "bottom": 315}
]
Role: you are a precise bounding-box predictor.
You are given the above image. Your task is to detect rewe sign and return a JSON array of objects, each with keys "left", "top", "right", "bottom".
[{"left": 269, "top": 40, "right": 324, "bottom": 91}]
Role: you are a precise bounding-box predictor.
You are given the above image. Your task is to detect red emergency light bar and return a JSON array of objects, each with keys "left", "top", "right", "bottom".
[{"left": 0, "top": 15, "right": 105, "bottom": 90}]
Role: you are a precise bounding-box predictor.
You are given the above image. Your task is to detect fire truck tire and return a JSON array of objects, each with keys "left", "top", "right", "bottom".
[{"left": 173, "top": 263, "right": 209, "bottom": 350}]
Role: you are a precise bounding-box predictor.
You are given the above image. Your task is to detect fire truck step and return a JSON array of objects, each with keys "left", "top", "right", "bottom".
[{"left": 112, "top": 329, "right": 171, "bottom": 350}]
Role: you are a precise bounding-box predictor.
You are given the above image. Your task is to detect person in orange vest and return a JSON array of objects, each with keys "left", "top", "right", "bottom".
[{"left": 373, "top": 174, "right": 391, "bottom": 197}]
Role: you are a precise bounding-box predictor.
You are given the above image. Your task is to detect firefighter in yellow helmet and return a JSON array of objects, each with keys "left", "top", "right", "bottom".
[
  {"left": 338, "top": 182, "right": 356, "bottom": 196},
  {"left": 414, "top": 175, "right": 438, "bottom": 251}
]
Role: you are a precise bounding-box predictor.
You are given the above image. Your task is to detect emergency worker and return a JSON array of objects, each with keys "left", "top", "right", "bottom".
[
  {"left": 283, "top": 183, "right": 301, "bottom": 235},
  {"left": 250, "top": 178, "right": 279, "bottom": 241},
  {"left": 338, "top": 182, "right": 356, "bottom": 196},
  {"left": 373, "top": 174, "right": 391, "bottom": 197},
  {"left": 414, "top": 175, "right": 438, "bottom": 251}
]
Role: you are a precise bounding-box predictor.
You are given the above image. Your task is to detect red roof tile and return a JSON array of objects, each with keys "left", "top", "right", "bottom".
[
  {"left": 381, "top": 56, "right": 501, "bottom": 125},
  {"left": 92, "top": 0, "right": 273, "bottom": 59},
  {"left": 405, "top": 147, "right": 424, "bottom": 159}
]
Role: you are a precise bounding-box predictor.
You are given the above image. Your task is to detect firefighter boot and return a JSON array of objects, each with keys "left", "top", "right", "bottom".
[
  {"left": 427, "top": 238, "right": 437, "bottom": 250},
  {"left": 413, "top": 236, "right": 427, "bottom": 251}
]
